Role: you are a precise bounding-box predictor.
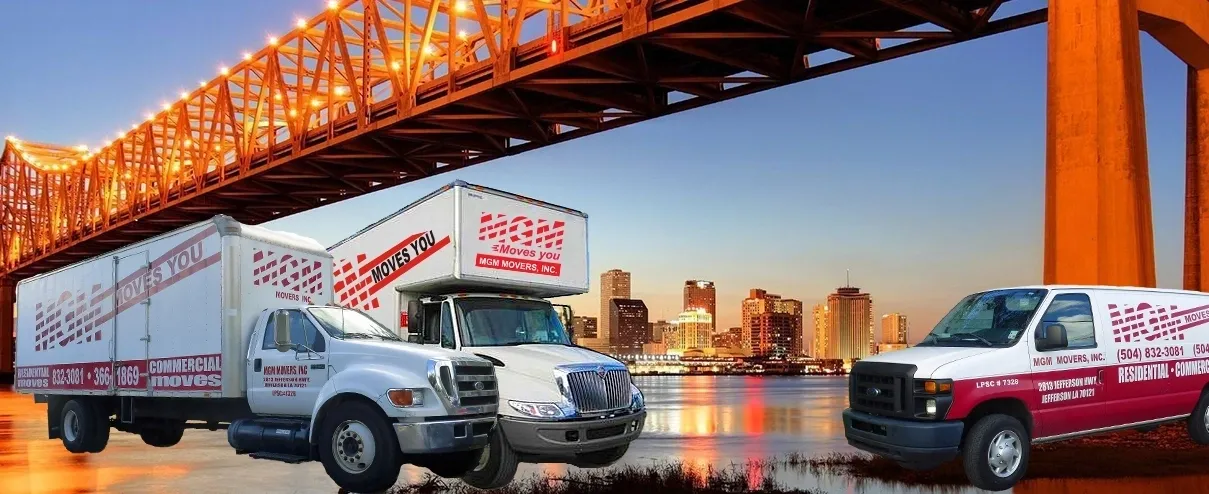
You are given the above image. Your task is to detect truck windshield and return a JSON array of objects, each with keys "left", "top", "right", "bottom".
[
  {"left": 308, "top": 307, "right": 402, "bottom": 341},
  {"left": 454, "top": 298, "right": 572, "bottom": 347},
  {"left": 917, "top": 288, "right": 1048, "bottom": 347}
]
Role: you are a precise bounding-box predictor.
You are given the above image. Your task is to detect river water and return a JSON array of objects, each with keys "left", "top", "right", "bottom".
[{"left": 1, "top": 376, "right": 1206, "bottom": 493}]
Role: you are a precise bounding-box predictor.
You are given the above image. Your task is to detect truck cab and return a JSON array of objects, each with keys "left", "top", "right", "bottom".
[
  {"left": 402, "top": 291, "right": 646, "bottom": 489},
  {"left": 842, "top": 285, "right": 1209, "bottom": 491}
]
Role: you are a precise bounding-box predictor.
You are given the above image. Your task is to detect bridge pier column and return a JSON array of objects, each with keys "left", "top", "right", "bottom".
[
  {"left": 0, "top": 277, "right": 13, "bottom": 384},
  {"left": 1044, "top": 0, "right": 1156, "bottom": 286},
  {"left": 1185, "top": 67, "right": 1209, "bottom": 290}
]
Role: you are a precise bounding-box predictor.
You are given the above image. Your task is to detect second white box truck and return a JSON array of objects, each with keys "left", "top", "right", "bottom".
[
  {"left": 14, "top": 215, "right": 500, "bottom": 493},
  {"left": 329, "top": 181, "right": 647, "bottom": 489}
]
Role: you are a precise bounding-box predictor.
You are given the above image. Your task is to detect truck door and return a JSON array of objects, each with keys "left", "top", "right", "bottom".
[
  {"left": 113, "top": 251, "right": 151, "bottom": 393},
  {"left": 1027, "top": 290, "right": 1111, "bottom": 437},
  {"left": 247, "top": 309, "right": 330, "bottom": 416}
]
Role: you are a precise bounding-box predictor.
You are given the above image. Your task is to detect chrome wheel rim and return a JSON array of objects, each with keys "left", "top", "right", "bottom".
[
  {"left": 331, "top": 420, "right": 376, "bottom": 474},
  {"left": 63, "top": 410, "right": 80, "bottom": 443},
  {"left": 987, "top": 430, "right": 1023, "bottom": 478}
]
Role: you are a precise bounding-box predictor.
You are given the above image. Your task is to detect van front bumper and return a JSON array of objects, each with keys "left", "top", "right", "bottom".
[
  {"left": 394, "top": 416, "right": 496, "bottom": 454},
  {"left": 500, "top": 410, "right": 646, "bottom": 457},
  {"left": 842, "top": 409, "right": 963, "bottom": 464}
]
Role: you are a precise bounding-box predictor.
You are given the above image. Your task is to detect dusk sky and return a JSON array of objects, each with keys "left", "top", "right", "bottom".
[{"left": 0, "top": 1, "right": 1197, "bottom": 343}]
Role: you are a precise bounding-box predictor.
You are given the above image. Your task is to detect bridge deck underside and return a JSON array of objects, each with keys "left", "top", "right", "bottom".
[{"left": 9, "top": 0, "right": 1043, "bottom": 279}]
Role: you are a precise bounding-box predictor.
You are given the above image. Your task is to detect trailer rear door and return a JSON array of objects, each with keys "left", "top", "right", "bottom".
[{"left": 113, "top": 251, "right": 150, "bottom": 393}]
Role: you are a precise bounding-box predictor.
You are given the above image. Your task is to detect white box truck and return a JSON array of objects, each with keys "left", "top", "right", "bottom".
[
  {"left": 329, "top": 180, "right": 647, "bottom": 489},
  {"left": 14, "top": 215, "right": 500, "bottom": 493}
]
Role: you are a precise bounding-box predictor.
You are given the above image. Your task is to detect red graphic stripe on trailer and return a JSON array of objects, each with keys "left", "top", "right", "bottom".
[
  {"left": 93, "top": 252, "right": 222, "bottom": 327},
  {"left": 15, "top": 353, "right": 223, "bottom": 392},
  {"left": 1109, "top": 302, "right": 1209, "bottom": 343},
  {"left": 333, "top": 231, "right": 448, "bottom": 311}
]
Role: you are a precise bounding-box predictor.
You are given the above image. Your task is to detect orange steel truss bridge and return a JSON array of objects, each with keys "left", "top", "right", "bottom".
[{"left": 2, "top": 0, "right": 1209, "bottom": 378}]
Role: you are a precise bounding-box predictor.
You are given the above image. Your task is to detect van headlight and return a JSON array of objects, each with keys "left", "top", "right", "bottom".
[
  {"left": 509, "top": 400, "right": 571, "bottom": 420},
  {"left": 630, "top": 384, "right": 645, "bottom": 411}
]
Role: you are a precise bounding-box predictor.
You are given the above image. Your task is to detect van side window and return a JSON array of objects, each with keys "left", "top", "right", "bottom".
[
  {"left": 1036, "top": 293, "right": 1096, "bottom": 351},
  {"left": 440, "top": 304, "right": 456, "bottom": 349}
]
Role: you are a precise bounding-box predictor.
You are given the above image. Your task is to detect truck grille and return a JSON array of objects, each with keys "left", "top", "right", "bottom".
[
  {"left": 452, "top": 362, "right": 497, "bottom": 407},
  {"left": 564, "top": 368, "right": 631, "bottom": 414},
  {"left": 849, "top": 362, "right": 916, "bottom": 418}
]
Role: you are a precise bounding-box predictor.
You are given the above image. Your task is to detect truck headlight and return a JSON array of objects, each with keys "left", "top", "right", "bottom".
[
  {"left": 508, "top": 400, "right": 568, "bottom": 419},
  {"left": 925, "top": 398, "right": 937, "bottom": 415},
  {"left": 630, "top": 384, "right": 645, "bottom": 411},
  {"left": 387, "top": 388, "right": 426, "bottom": 408}
]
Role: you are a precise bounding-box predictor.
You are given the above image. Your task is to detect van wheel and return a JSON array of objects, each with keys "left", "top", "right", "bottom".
[
  {"left": 60, "top": 399, "right": 110, "bottom": 454},
  {"left": 572, "top": 444, "right": 629, "bottom": 468},
  {"left": 961, "top": 414, "right": 1029, "bottom": 491},
  {"left": 140, "top": 422, "right": 186, "bottom": 447},
  {"left": 460, "top": 431, "right": 518, "bottom": 490},
  {"left": 317, "top": 401, "right": 402, "bottom": 493},
  {"left": 1188, "top": 391, "right": 1209, "bottom": 445}
]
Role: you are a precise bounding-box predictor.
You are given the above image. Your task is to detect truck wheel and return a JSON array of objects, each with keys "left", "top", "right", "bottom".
[
  {"left": 140, "top": 422, "right": 186, "bottom": 447},
  {"left": 961, "top": 414, "right": 1029, "bottom": 491},
  {"left": 317, "top": 401, "right": 402, "bottom": 493},
  {"left": 460, "top": 431, "right": 518, "bottom": 490},
  {"left": 572, "top": 444, "right": 629, "bottom": 468},
  {"left": 1188, "top": 390, "right": 1209, "bottom": 445},
  {"left": 60, "top": 399, "right": 110, "bottom": 454}
]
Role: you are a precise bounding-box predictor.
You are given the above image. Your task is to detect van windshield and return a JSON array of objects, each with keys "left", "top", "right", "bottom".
[
  {"left": 454, "top": 298, "right": 572, "bottom": 347},
  {"left": 918, "top": 289, "right": 1048, "bottom": 348},
  {"left": 308, "top": 307, "right": 402, "bottom": 341}
]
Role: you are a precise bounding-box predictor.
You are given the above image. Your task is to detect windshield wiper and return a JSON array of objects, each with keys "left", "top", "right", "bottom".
[
  {"left": 340, "top": 333, "right": 375, "bottom": 339},
  {"left": 946, "top": 332, "right": 994, "bottom": 347}
]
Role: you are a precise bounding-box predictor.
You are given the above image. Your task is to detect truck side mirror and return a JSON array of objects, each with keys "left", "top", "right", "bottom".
[
  {"left": 406, "top": 299, "right": 424, "bottom": 343},
  {"left": 1037, "top": 323, "right": 1068, "bottom": 351},
  {"left": 273, "top": 310, "right": 292, "bottom": 352}
]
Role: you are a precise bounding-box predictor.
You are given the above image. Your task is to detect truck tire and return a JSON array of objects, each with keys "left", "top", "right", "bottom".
[
  {"left": 60, "top": 399, "right": 110, "bottom": 454},
  {"left": 140, "top": 422, "right": 186, "bottom": 448},
  {"left": 1189, "top": 390, "right": 1209, "bottom": 445},
  {"left": 572, "top": 444, "right": 629, "bottom": 468},
  {"left": 317, "top": 401, "right": 402, "bottom": 493},
  {"left": 460, "top": 430, "right": 518, "bottom": 490},
  {"left": 961, "top": 414, "right": 1029, "bottom": 492}
]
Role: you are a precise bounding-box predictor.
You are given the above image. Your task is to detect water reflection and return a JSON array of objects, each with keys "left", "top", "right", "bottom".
[{"left": 2, "top": 377, "right": 1208, "bottom": 493}]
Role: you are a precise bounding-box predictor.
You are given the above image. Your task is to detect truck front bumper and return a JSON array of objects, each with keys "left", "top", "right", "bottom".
[
  {"left": 394, "top": 416, "right": 496, "bottom": 454},
  {"left": 500, "top": 409, "right": 646, "bottom": 457},
  {"left": 842, "top": 408, "right": 963, "bottom": 465}
]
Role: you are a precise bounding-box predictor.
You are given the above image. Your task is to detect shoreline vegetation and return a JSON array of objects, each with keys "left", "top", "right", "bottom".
[{"left": 373, "top": 423, "right": 1208, "bottom": 494}]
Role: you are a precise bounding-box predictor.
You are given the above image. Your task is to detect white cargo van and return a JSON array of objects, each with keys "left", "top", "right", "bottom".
[
  {"left": 14, "top": 215, "right": 499, "bottom": 493},
  {"left": 329, "top": 181, "right": 647, "bottom": 489},
  {"left": 842, "top": 285, "right": 1209, "bottom": 491}
]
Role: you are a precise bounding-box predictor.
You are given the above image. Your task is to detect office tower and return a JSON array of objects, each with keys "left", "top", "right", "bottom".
[
  {"left": 812, "top": 304, "right": 830, "bottom": 359},
  {"left": 572, "top": 316, "right": 598, "bottom": 341},
  {"left": 683, "top": 280, "right": 716, "bottom": 323},
  {"left": 670, "top": 309, "right": 712, "bottom": 351},
  {"left": 598, "top": 269, "right": 631, "bottom": 348},
  {"left": 828, "top": 285, "right": 873, "bottom": 361},
  {"left": 882, "top": 313, "right": 908, "bottom": 344},
  {"left": 651, "top": 320, "right": 674, "bottom": 344},
  {"left": 741, "top": 289, "right": 804, "bottom": 358},
  {"left": 713, "top": 327, "right": 743, "bottom": 349},
  {"left": 609, "top": 298, "right": 647, "bottom": 354}
]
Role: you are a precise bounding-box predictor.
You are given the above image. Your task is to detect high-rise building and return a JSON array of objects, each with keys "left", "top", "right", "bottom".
[
  {"left": 683, "top": 280, "right": 716, "bottom": 324},
  {"left": 598, "top": 269, "right": 631, "bottom": 348},
  {"left": 651, "top": 320, "right": 675, "bottom": 344},
  {"left": 741, "top": 289, "right": 804, "bottom": 357},
  {"left": 713, "top": 327, "right": 743, "bottom": 349},
  {"left": 812, "top": 304, "right": 830, "bottom": 359},
  {"left": 609, "top": 298, "right": 648, "bottom": 355},
  {"left": 827, "top": 285, "right": 873, "bottom": 361},
  {"left": 572, "top": 316, "right": 598, "bottom": 342},
  {"left": 669, "top": 309, "right": 712, "bottom": 351},
  {"left": 881, "top": 313, "right": 908, "bottom": 345}
]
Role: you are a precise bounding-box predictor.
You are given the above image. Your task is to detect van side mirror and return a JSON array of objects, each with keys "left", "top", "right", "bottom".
[
  {"left": 273, "top": 310, "right": 292, "bottom": 352},
  {"left": 1037, "top": 323, "right": 1068, "bottom": 351},
  {"left": 406, "top": 299, "right": 424, "bottom": 343}
]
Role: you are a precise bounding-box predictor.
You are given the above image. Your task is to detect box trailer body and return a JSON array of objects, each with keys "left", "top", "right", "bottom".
[
  {"left": 329, "top": 181, "right": 645, "bottom": 490},
  {"left": 13, "top": 215, "right": 500, "bottom": 493},
  {"left": 15, "top": 216, "right": 329, "bottom": 399}
]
